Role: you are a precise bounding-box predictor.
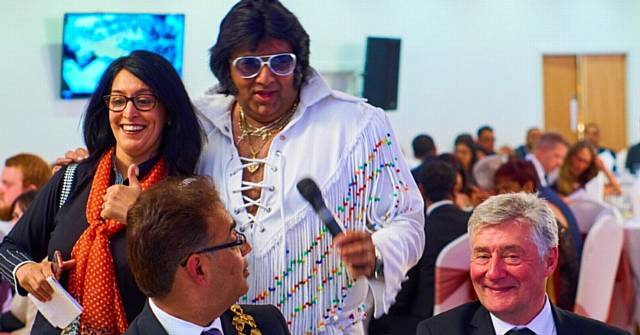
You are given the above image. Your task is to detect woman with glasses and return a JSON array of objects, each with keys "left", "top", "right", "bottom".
[
  {"left": 0, "top": 50, "right": 202, "bottom": 334},
  {"left": 195, "top": 1, "right": 424, "bottom": 334},
  {"left": 554, "top": 141, "right": 622, "bottom": 198}
]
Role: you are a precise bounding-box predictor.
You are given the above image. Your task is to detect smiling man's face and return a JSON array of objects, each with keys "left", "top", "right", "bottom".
[{"left": 470, "top": 219, "right": 557, "bottom": 324}]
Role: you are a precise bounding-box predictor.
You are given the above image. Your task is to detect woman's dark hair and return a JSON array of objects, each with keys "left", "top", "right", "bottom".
[
  {"left": 556, "top": 141, "right": 599, "bottom": 196},
  {"left": 454, "top": 133, "right": 473, "bottom": 145},
  {"left": 454, "top": 134, "right": 479, "bottom": 168},
  {"left": 209, "top": 0, "right": 311, "bottom": 95},
  {"left": 494, "top": 159, "right": 540, "bottom": 192},
  {"left": 453, "top": 134, "right": 479, "bottom": 186},
  {"left": 82, "top": 50, "right": 203, "bottom": 176}
]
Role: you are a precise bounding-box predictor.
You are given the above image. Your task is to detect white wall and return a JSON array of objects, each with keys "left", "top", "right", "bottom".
[{"left": 2, "top": 0, "right": 640, "bottom": 165}]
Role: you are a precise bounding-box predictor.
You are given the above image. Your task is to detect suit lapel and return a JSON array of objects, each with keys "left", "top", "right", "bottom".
[
  {"left": 469, "top": 304, "right": 497, "bottom": 335},
  {"left": 220, "top": 309, "right": 236, "bottom": 334},
  {"left": 137, "top": 302, "right": 170, "bottom": 335},
  {"left": 551, "top": 304, "right": 575, "bottom": 335}
]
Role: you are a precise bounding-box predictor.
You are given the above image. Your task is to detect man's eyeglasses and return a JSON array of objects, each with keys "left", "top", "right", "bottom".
[
  {"left": 231, "top": 53, "right": 297, "bottom": 79},
  {"left": 180, "top": 231, "right": 247, "bottom": 266},
  {"left": 103, "top": 94, "right": 158, "bottom": 112}
]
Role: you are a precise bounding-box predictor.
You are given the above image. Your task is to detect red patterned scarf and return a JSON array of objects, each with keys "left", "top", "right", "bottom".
[{"left": 67, "top": 148, "right": 166, "bottom": 334}]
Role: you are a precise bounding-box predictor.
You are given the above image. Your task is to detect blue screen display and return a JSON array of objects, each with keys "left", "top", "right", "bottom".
[{"left": 61, "top": 13, "right": 185, "bottom": 99}]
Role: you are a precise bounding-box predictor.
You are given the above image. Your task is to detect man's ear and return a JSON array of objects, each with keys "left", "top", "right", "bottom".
[
  {"left": 543, "top": 246, "right": 559, "bottom": 277},
  {"left": 184, "top": 255, "right": 208, "bottom": 285},
  {"left": 24, "top": 184, "right": 38, "bottom": 191}
]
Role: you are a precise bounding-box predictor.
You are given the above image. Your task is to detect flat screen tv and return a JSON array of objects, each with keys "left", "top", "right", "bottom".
[{"left": 61, "top": 13, "right": 185, "bottom": 99}]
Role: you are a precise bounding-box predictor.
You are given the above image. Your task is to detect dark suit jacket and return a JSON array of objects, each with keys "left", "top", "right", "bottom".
[
  {"left": 416, "top": 300, "right": 630, "bottom": 335},
  {"left": 369, "top": 203, "right": 470, "bottom": 335},
  {"left": 538, "top": 186, "right": 583, "bottom": 257},
  {"left": 514, "top": 145, "right": 529, "bottom": 160},
  {"left": 625, "top": 142, "right": 640, "bottom": 174},
  {"left": 125, "top": 302, "right": 290, "bottom": 335}
]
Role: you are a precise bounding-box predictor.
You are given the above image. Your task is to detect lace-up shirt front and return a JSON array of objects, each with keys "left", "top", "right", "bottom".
[{"left": 195, "top": 68, "right": 424, "bottom": 335}]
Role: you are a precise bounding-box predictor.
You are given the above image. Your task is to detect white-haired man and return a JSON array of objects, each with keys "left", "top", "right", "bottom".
[{"left": 417, "top": 193, "right": 629, "bottom": 335}]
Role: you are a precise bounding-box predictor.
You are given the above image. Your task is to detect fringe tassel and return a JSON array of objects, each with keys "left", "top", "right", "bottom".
[{"left": 242, "top": 109, "right": 412, "bottom": 334}]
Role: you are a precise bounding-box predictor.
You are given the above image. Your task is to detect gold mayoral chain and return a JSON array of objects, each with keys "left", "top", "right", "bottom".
[
  {"left": 230, "top": 304, "right": 262, "bottom": 335},
  {"left": 237, "top": 101, "right": 298, "bottom": 173}
]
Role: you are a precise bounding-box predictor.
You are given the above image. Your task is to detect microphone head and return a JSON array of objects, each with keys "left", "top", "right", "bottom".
[{"left": 296, "top": 178, "right": 322, "bottom": 209}]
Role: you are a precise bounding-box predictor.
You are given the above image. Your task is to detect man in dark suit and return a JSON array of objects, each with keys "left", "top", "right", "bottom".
[
  {"left": 369, "top": 160, "right": 470, "bottom": 335},
  {"left": 514, "top": 127, "right": 541, "bottom": 160},
  {"left": 526, "top": 132, "right": 583, "bottom": 256},
  {"left": 584, "top": 122, "right": 617, "bottom": 171},
  {"left": 625, "top": 141, "right": 640, "bottom": 175},
  {"left": 410, "top": 134, "right": 437, "bottom": 182},
  {"left": 477, "top": 125, "right": 496, "bottom": 156},
  {"left": 125, "top": 176, "right": 290, "bottom": 335},
  {"left": 417, "top": 193, "right": 628, "bottom": 335}
]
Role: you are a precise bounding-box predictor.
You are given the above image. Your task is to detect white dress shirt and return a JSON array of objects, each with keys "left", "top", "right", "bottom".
[
  {"left": 149, "top": 298, "right": 224, "bottom": 335},
  {"left": 525, "top": 153, "right": 548, "bottom": 187},
  {"left": 489, "top": 297, "right": 557, "bottom": 335}
]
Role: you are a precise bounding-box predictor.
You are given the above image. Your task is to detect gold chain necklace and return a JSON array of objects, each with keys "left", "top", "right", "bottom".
[
  {"left": 237, "top": 101, "right": 298, "bottom": 173},
  {"left": 237, "top": 102, "right": 298, "bottom": 143},
  {"left": 230, "top": 304, "right": 262, "bottom": 335}
]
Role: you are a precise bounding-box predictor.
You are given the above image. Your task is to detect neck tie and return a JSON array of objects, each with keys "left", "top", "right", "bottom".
[
  {"left": 506, "top": 327, "right": 536, "bottom": 335},
  {"left": 202, "top": 328, "right": 222, "bottom": 335}
]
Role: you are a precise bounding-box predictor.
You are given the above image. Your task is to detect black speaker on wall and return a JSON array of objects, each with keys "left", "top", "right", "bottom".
[{"left": 362, "top": 37, "right": 401, "bottom": 111}]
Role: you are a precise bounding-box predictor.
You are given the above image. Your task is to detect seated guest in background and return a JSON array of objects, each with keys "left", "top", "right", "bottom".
[
  {"left": 494, "top": 160, "right": 579, "bottom": 311},
  {"left": 526, "top": 132, "right": 568, "bottom": 187},
  {"left": 412, "top": 134, "right": 437, "bottom": 164},
  {"left": 438, "top": 153, "right": 474, "bottom": 210},
  {"left": 0, "top": 153, "right": 51, "bottom": 225},
  {"left": 514, "top": 127, "right": 542, "bottom": 160},
  {"left": 0, "top": 159, "right": 49, "bottom": 333},
  {"left": 471, "top": 154, "right": 506, "bottom": 204},
  {"left": 625, "top": 133, "right": 640, "bottom": 174},
  {"left": 555, "top": 141, "right": 622, "bottom": 198},
  {"left": 417, "top": 193, "right": 629, "bottom": 335},
  {"left": 525, "top": 132, "right": 582, "bottom": 256},
  {"left": 0, "top": 190, "right": 38, "bottom": 334},
  {"left": 125, "top": 176, "right": 289, "bottom": 335},
  {"left": 8, "top": 190, "right": 37, "bottom": 226},
  {"left": 411, "top": 134, "right": 437, "bottom": 180},
  {"left": 584, "top": 122, "right": 617, "bottom": 171},
  {"left": 0, "top": 50, "right": 203, "bottom": 334},
  {"left": 477, "top": 125, "right": 496, "bottom": 156},
  {"left": 454, "top": 134, "right": 479, "bottom": 187},
  {"left": 369, "top": 160, "right": 470, "bottom": 335}
]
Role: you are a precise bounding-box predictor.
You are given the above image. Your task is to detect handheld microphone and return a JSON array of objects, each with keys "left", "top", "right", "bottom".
[{"left": 296, "top": 178, "right": 344, "bottom": 237}]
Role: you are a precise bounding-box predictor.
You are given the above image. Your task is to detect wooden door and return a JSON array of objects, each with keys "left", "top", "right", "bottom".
[
  {"left": 543, "top": 56, "right": 578, "bottom": 143},
  {"left": 578, "top": 55, "right": 627, "bottom": 151},
  {"left": 543, "top": 54, "right": 627, "bottom": 150}
]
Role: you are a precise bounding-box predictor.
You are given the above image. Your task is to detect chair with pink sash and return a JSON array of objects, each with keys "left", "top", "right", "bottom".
[
  {"left": 433, "top": 234, "right": 473, "bottom": 315},
  {"left": 574, "top": 211, "right": 624, "bottom": 323}
]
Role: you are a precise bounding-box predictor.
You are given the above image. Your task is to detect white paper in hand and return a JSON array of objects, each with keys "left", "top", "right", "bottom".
[{"left": 28, "top": 276, "right": 83, "bottom": 328}]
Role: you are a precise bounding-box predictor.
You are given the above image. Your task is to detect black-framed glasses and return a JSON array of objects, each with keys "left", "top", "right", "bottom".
[
  {"left": 103, "top": 94, "right": 158, "bottom": 112},
  {"left": 180, "top": 231, "right": 247, "bottom": 266},
  {"left": 231, "top": 53, "right": 296, "bottom": 79}
]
